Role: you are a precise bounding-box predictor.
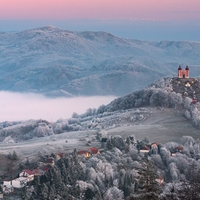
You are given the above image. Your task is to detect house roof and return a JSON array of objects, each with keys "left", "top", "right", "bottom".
[
  {"left": 89, "top": 147, "right": 99, "bottom": 154},
  {"left": 141, "top": 145, "right": 150, "bottom": 150},
  {"left": 176, "top": 146, "right": 184, "bottom": 151},
  {"left": 23, "top": 170, "right": 34, "bottom": 175},
  {"left": 151, "top": 142, "right": 158, "bottom": 147}
]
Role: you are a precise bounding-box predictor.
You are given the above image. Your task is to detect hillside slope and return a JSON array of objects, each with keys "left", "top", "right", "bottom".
[{"left": 1, "top": 26, "right": 200, "bottom": 96}]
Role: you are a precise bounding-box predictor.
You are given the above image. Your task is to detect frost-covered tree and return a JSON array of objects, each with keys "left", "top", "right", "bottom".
[
  {"left": 169, "top": 162, "right": 179, "bottom": 181},
  {"left": 104, "top": 186, "right": 124, "bottom": 200},
  {"left": 33, "top": 122, "right": 54, "bottom": 137},
  {"left": 184, "top": 109, "right": 192, "bottom": 119},
  {"left": 53, "top": 122, "right": 63, "bottom": 134},
  {"left": 183, "top": 97, "right": 192, "bottom": 110},
  {"left": 180, "top": 136, "right": 195, "bottom": 146}
]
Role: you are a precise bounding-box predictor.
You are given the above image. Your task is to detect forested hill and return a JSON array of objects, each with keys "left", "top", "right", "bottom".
[
  {"left": 104, "top": 76, "right": 200, "bottom": 112},
  {"left": 1, "top": 26, "right": 200, "bottom": 96}
]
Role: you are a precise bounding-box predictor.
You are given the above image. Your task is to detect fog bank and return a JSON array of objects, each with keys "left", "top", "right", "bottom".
[{"left": 0, "top": 91, "right": 116, "bottom": 122}]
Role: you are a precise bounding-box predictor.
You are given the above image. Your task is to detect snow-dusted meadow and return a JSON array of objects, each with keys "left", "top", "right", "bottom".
[{"left": 0, "top": 107, "right": 199, "bottom": 161}]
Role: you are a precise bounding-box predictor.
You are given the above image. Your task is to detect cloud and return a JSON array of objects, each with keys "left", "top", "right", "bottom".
[{"left": 0, "top": 91, "right": 116, "bottom": 122}]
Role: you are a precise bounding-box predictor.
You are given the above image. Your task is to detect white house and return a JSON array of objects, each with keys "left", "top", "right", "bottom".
[
  {"left": 19, "top": 169, "right": 34, "bottom": 182},
  {"left": 12, "top": 177, "right": 28, "bottom": 188}
]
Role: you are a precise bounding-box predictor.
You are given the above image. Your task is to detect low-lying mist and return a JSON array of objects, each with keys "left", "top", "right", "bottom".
[{"left": 0, "top": 91, "right": 116, "bottom": 122}]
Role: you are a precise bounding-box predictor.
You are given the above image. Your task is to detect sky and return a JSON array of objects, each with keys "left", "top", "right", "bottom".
[{"left": 0, "top": 0, "right": 200, "bottom": 40}]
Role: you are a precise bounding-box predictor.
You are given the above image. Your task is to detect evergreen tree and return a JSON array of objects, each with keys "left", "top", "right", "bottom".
[
  {"left": 177, "top": 162, "right": 200, "bottom": 200},
  {"left": 85, "top": 187, "right": 96, "bottom": 200},
  {"left": 119, "top": 169, "right": 135, "bottom": 197},
  {"left": 40, "top": 183, "right": 49, "bottom": 199},
  {"left": 12, "top": 150, "right": 18, "bottom": 160},
  {"left": 131, "top": 159, "right": 162, "bottom": 200}
]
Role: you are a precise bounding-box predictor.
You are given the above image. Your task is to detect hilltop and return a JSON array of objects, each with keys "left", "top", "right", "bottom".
[{"left": 1, "top": 26, "right": 200, "bottom": 96}]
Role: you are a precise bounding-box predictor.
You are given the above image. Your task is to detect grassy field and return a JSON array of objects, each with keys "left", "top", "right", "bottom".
[{"left": 106, "top": 109, "right": 200, "bottom": 144}]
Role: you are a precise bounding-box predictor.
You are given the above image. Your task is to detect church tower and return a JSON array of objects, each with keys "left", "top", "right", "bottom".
[
  {"left": 185, "top": 66, "right": 189, "bottom": 78},
  {"left": 178, "top": 65, "right": 182, "bottom": 78},
  {"left": 178, "top": 65, "right": 189, "bottom": 78}
]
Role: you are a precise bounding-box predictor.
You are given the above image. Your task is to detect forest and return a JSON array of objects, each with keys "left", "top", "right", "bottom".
[{"left": 22, "top": 134, "right": 200, "bottom": 200}]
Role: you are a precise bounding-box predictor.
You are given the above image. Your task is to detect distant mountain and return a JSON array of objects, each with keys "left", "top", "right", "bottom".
[{"left": 1, "top": 26, "right": 200, "bottom": 96}]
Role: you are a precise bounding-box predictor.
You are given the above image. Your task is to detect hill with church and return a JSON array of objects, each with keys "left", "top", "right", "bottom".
[
  {"left": 1, "top": 65, "right": 200, "bottom": 144},
  {"left": 1, "top": 26, "right": 200, "bottom": 97}
]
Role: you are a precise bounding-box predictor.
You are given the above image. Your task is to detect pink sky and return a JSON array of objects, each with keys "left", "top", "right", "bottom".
[{"left": 0, "top": 0, "right": 200, "bottom": 21}]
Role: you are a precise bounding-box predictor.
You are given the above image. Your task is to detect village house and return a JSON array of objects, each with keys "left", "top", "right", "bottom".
[
  {"left": 139, "top": 145, "right": 150, "bottom": 153},
  {"left": 12, "top": 177, "right": 28, "bottom": 188},
  {"left": 37, "top": 158, "right": 55, "bottom": 168},
  {"left": 89, "top": 147, "right": 100, "bottom": 155},
  {"left": 19, "top": 169, "right": 34, "bottom": 182},
  {"left": 171, "top": 146, "right": 184, "bottom": 156},
  {"left": 77, "top": 150, "right": 91, "bottom": 158},
  {"left": 55, "top": 153, "right": 64, "bottom": 161},
  {"left": 44, "top": 158, "right": 55, "bottom": 167}
]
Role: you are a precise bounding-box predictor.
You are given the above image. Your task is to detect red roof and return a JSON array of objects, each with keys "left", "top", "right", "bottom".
[
  {"left": 151, "top": 142, "right": 158, "bottom": 146},
  {"left": 77, "top": 150, "right": 90, "bottom": 155},
  {"left": 23, "top": 169, "right": 34, "bottom": 175},
  {"left": 89, "top": 147, "right": 99, "bottom": 154},
  {"left": 176, "top": 146, "right": 184, "bottom": 151},
  {"left": 57, "top": 153, "right": 64, "bottom": 158},
  {"left": 141, "top": 145, "right": 150, "bottom": 150}
]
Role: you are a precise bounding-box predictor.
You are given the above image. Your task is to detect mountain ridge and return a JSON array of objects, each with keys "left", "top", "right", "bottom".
[{"left": 1, "top": 26, "right": 200, "bottom": 96}]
